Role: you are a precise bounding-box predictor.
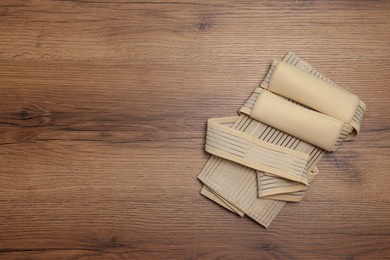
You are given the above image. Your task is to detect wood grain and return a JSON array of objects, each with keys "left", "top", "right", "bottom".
[{"left": 0, "top": 0, "right": 389, "bottom": 259}]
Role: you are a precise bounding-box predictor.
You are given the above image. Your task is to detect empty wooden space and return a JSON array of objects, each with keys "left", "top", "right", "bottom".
[{"left": 0, "top": 0, "right": 389, "bottom": 259}]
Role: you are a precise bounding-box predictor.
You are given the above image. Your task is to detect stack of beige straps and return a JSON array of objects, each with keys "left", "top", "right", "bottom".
[{"left": 197, "top": 52, "right": 366, "bottom": 228}]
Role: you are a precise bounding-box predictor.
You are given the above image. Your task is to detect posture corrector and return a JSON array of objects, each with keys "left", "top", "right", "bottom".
[{"left": 198, "top": 52, "right": 366, "bottom": 228}]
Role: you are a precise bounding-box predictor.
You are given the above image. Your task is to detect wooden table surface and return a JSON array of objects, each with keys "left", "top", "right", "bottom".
[{"left": 0, "top": 1, "right": 389, "bottom": 259}]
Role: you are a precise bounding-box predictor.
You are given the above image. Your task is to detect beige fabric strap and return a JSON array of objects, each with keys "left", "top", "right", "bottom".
[
  {"left": 199, "top": 115, "right": 292, "bottom": 227},
  {"left": 200, "top": 186, "right": 245, "bottom": 217},
  {"left": 198, "top": 52, "right": 366, "bottom": 228},
  {"left": 257, "top": 167, "right": 319, "bottom": 202},
  {"left": 206, "top": 117, "right": 310, "bottom": 184}
]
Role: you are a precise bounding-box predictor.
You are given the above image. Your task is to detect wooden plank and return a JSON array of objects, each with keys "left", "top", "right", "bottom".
[{"left": 0, "top": 0, "right": 389, "bottom": 258}]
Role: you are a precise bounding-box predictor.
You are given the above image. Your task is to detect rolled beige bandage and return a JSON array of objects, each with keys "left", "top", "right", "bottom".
[
  {"left": 267, "top": 61, "right": 366, "bottom": 137},
  {"left": 250, "top": 89, "right": 352, "bottom": 152}
]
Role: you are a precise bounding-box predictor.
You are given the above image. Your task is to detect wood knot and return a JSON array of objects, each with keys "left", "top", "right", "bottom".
[
  {"left": 197, "top": 22, "right": 206, "bottom": 31},
  {"left": 328, "top": 153, "right": 362, "bottom": 183},
  {"left": 20, "top": 109, "right": 29, "bottom": 119},
  {"left": 261, "top": 242, "right": 278, "bottom": 251},
  {"left": 197, "top": 18, "right": 212, "bottom": 32},
  {"left": 17, "top": 104, "right": 52, "bottom": 126},
  {"left": 328, "top": 154, "right": 353, "bottom": 174}
]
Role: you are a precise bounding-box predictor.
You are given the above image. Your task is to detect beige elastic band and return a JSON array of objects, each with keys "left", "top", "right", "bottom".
[
  {"left": 206, "top": 117, "right": 310, "bottom": 184},
  {"left": 198, "top": 52, "right": 366, "bottom": 228},
  {"left": 200, "top": 186, "right": 245, "bottom": 217},
  {"left": 198, "top": 113, "right": 321, "bottom": 227},
  {"left": 257, "top": 167, "right": 319, "bottom": 202}
]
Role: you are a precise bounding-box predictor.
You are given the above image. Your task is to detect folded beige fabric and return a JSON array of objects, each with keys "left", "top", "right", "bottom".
[{"left": 197, "top": 52, "right": 366, "bottom": 228}]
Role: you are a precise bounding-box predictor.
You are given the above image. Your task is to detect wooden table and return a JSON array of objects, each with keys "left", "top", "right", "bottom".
[{"left": 0, "top": 1, "right": 389, "bottom": 259}]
